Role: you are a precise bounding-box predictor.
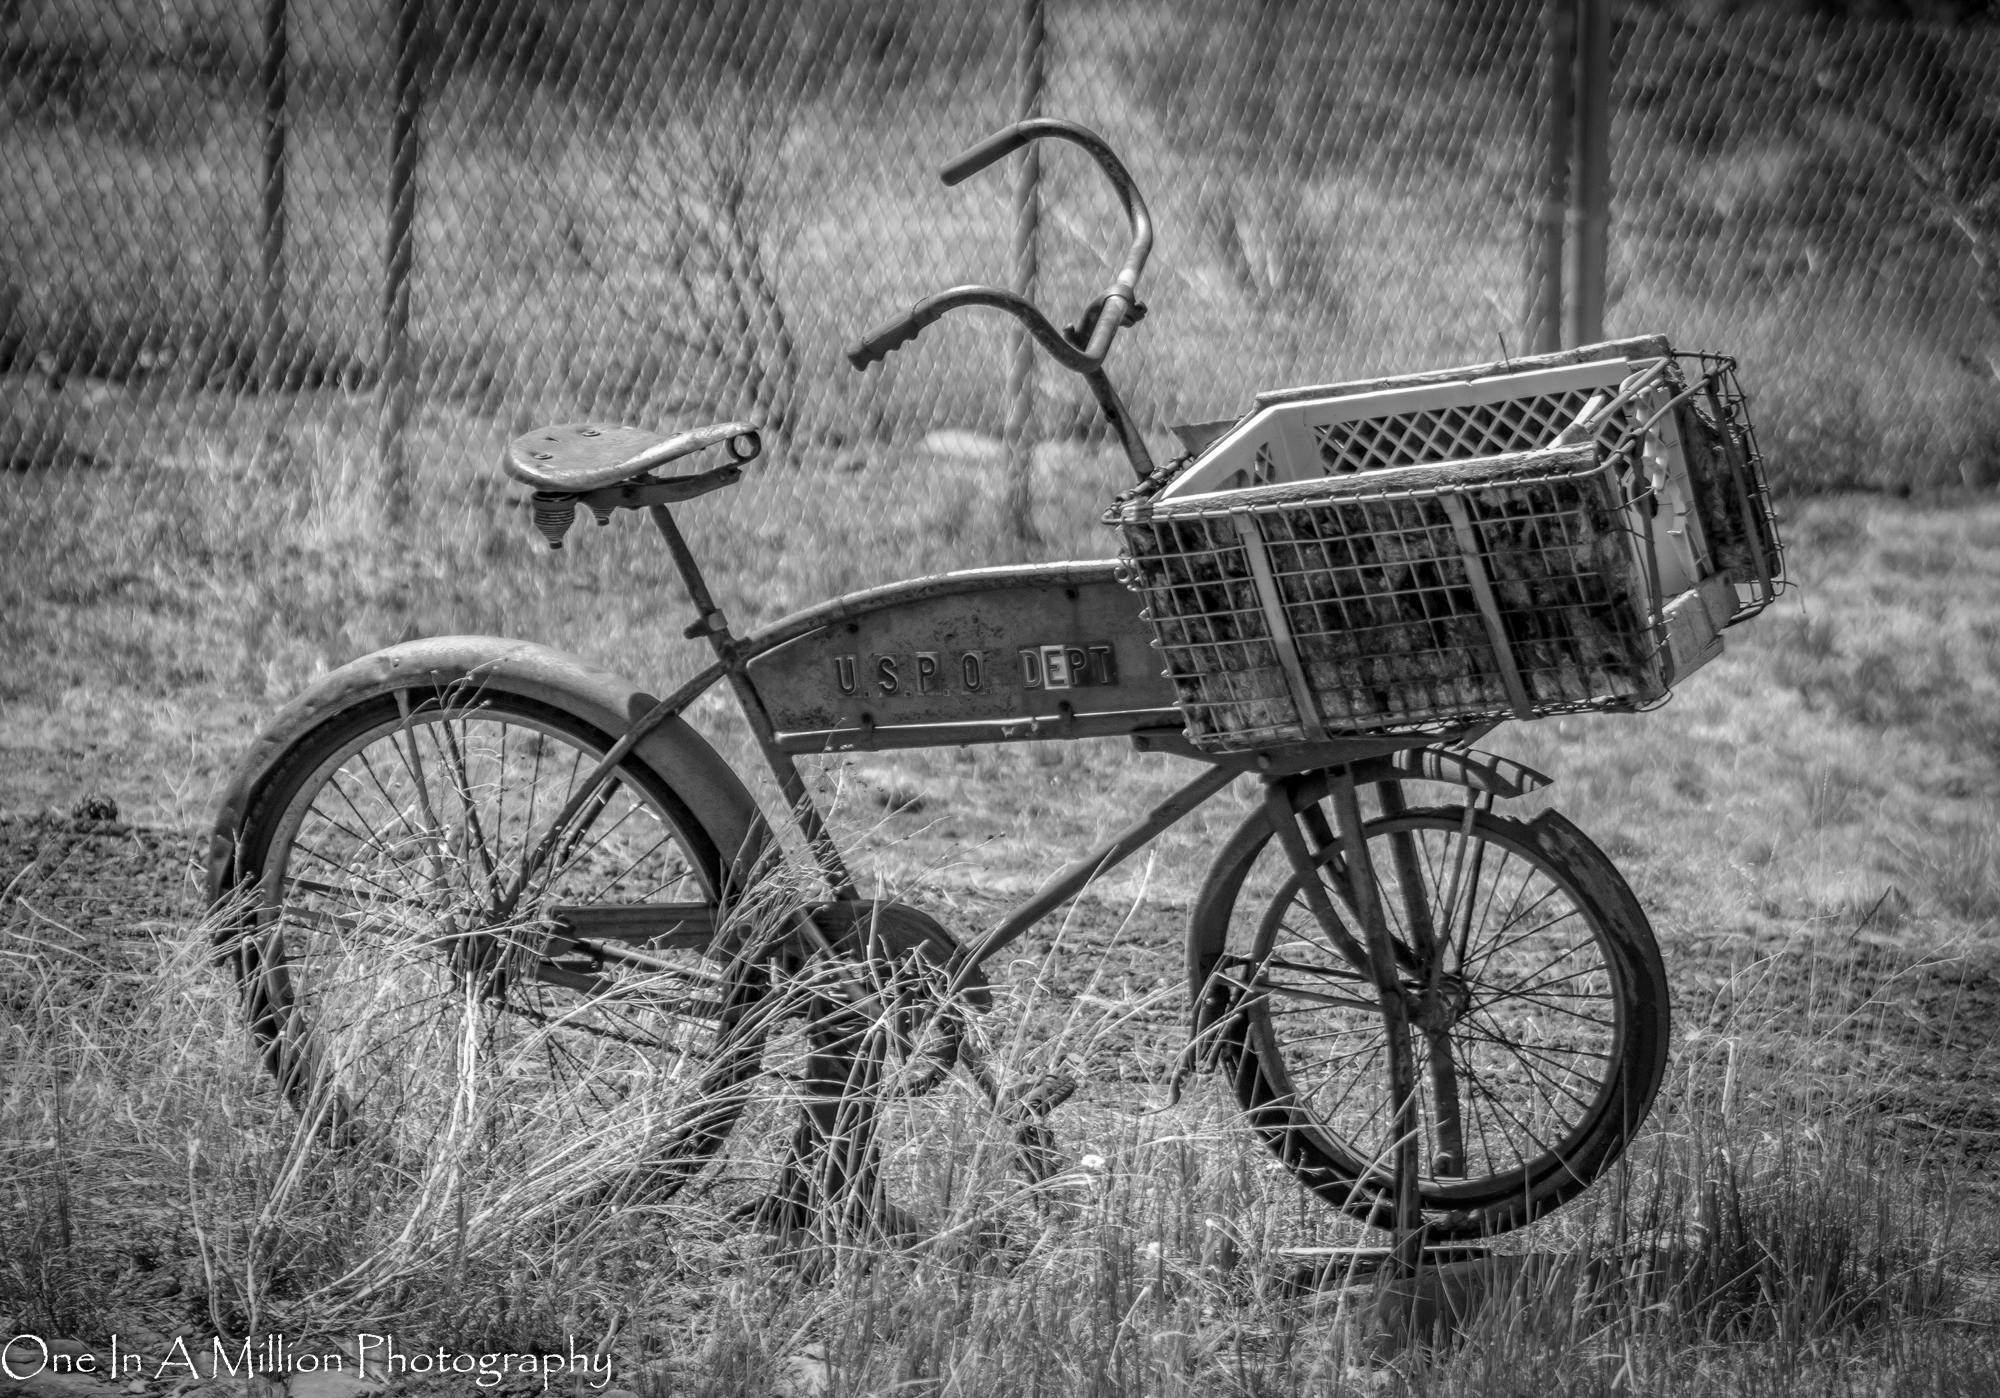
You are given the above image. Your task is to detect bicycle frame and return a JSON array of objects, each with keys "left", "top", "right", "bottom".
[
  {"left": 541, "top": 496, "right": 1549, "bottom": 1249},
  {"left": 526, "top": 496, "right": 1545, "bottom": 993}
]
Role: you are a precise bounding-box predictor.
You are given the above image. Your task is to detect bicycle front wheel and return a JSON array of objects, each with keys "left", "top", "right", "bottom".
[
  {"left": 1195, "top": 787, "right": 1669, "bottom": 1238},
  {"left": 213, "top": 684, "right": 769, "bottom": 1198}
]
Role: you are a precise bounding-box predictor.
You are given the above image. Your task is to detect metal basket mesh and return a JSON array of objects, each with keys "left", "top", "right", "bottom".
[
  {"left": 1671, "top": 356, "right": 1785, "bottom": 622},
  {"left": 1117, "top": 451, "right": 1665, "bottom": 752}
]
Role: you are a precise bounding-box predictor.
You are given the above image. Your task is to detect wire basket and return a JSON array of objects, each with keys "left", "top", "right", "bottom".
[
  {"left": 1113, "top": 447, "right": 1664, "bottom": 750},
  {"left": 1670, "top": 354, "right": 1784, "bottom": 622},
  {"left": 1109, "top": 339, "right": 1785, "bottom": 754}
]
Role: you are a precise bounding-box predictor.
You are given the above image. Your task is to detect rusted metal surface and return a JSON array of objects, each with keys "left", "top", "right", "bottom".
[
  {"left": 1126, "top": 727, "right": 1445, "bottom": 768},
  {"left": 1376, "top": 782, "right": 1467, "bottom": 1180},
  {"left": 745, "top": 561, "right": 1185, "bottom": 753},
  {"left": 1262, "top": 772, "right": 1424, "bottom": 1253},
  {"left": 1083, "top": 363, "right": 1155, "bottom": 482},
  {"left": 548, "top": 903, "right": 715, "bottom": 944},
  {"left": 1527, "top": 807, "right": 1659, "bottom": 973}
]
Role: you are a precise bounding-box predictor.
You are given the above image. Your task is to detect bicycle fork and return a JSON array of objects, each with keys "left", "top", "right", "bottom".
[{"left": 1259, "top": 768, "right": 1430, "bottom": 1268}]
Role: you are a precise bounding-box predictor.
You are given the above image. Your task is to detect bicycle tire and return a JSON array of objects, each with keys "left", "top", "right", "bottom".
[
  {"left": 211, "top": 682, "right": 772, "bottom": 1200},
  {"left": 1191, "top": 784, "right": 1669, "bottom": 1238}
]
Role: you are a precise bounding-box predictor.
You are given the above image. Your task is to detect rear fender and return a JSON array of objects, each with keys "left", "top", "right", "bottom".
[{"left": 205, "top": 636, "right": 773, "bottom": 904}]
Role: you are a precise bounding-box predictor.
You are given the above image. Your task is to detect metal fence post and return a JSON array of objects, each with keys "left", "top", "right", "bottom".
[
  {"left": 258, "top": 0, "right": 288, "bottom": 391},
  {"left": 381, "top": 0, "right": 430, "bottom": 525},
  {"left": 1566, "top": 0, "right": 1610, "bottom": 348},
  {"left": 1004, "top": 0, "right": 1046, "bottom": 557},
  {"left": 1525, "top": 0, "right": 1571, "bottom": 356}
]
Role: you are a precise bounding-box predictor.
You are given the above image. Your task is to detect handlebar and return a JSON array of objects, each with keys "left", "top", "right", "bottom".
[
  {"left": 848, "top": 303, "right": 945, "bottom": 369},
  {"left": 846, "top": 118, "right": 1153, "bottom": 375},
  {"left": 938, "top": 127, "right": 1034, "bottom": 186},
  {"left": 849, "top": 286, "right": 1133, "bottom": 375}
]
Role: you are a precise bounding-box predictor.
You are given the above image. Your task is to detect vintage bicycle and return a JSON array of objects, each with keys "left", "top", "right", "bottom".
[{"left": 207, "top": 119, "right": 1784, "bottom": 1247}]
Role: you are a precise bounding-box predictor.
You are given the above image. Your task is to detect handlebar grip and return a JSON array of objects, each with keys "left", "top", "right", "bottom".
[
  {"left": 941, "top": 125, "right": 1032, "bottom": 186},
  {"left": 846, "top": 306, "right": 934, "bottom": 370}
]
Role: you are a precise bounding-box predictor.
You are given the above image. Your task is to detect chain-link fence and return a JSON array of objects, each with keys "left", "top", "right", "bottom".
[
  {"left": 2, "top": 1, "right": 1996, "bottom": 746},
  {"left": 1613, "top": 6, "right": 1999, "bottom": 496}
]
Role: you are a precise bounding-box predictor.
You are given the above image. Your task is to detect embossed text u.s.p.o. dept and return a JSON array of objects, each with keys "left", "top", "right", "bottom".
[{"left": 831, "top": 640, "right": 1118, "bottom": 698}]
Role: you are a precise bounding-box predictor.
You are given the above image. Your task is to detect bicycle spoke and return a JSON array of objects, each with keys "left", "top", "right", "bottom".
[
  {"left": 1226, "top": 799, "right": 1666, "bottom": 1234},
  {"left": 1305, "top": 1033, "right": 1390, "bottom": 1127},
  {"left": 1460, "top": 891, "right": 1583, "bottom": 971},
  {"left": 545, "top": 790, "right": 650, "bottom": 891},
  {"left": 1454, "top": 1020, "right": 1614, "bottom": 1064},
  {"left": 1455, "top": 845, "right": 1518, "bottom": 969},
  {"left": 1469, "top": 981, "right": 1616, "bottom": 1028},
  {"left": 432, "top": 716, "right": 502, "bottom": 901},
  {"left": 1454, "top": 1018, "right": 1603, "bottom": 1118},
  {"left": 227, "top": 695, "right": 754, "bottom": 1205},
  {"left": 1471, "top": 950, "right": 1610, "bottom": 996},
  {"left": 284, "top": 841, "right": 426, "bottom": 907},
  {"left": 355, "top": 746, "right": 435, "bottom": 852},
  {"left": 1450, "top": 1053, "right": 1564, "bottom": 1167}
]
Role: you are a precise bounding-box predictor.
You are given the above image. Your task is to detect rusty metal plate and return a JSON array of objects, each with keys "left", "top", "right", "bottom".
[{"left": 746, "top": 562, "right": 1182, "bottom": 752}]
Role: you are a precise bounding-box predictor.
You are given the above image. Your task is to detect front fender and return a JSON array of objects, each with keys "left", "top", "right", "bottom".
[
  {"left": 1182, "top": 748, "right": 1552, "bottom": 999},
  {"left": 205, "top": 635, "right": 772, "bottom": 903}
]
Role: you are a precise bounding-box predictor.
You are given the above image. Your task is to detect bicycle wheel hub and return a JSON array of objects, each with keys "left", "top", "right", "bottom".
[{"left": 1404, "top": 973, "right": 1473, "bottom": 1033}]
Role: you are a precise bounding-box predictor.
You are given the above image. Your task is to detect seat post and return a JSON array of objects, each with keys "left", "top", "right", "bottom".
[
  {"left": 647, "top": 502, "right": 729, "bottom": 642},
  {"left": 645, "top": 505, "right": 859, "bottom": 902}
]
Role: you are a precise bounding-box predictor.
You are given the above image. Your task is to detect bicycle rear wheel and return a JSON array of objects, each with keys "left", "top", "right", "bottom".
[
  {"left": 1193, "top": 786, "right": 1669, "bottom": 1238},
  {"left": 212, "top": 684, "right": 770, "bottom": 1199}
]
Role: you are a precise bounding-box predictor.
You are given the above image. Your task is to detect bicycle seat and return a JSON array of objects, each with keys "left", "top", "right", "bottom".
[{"left": 504, "top": 420, "right": 760, "bottom": 492}]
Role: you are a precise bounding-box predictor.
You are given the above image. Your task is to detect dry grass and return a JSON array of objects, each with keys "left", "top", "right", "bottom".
[
  {"left": 3, "top": 811, "right": 1996, "bottom": 1395},
  {"left": 9, "top": 482, "right": 2000, "bottom": 1391}
]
